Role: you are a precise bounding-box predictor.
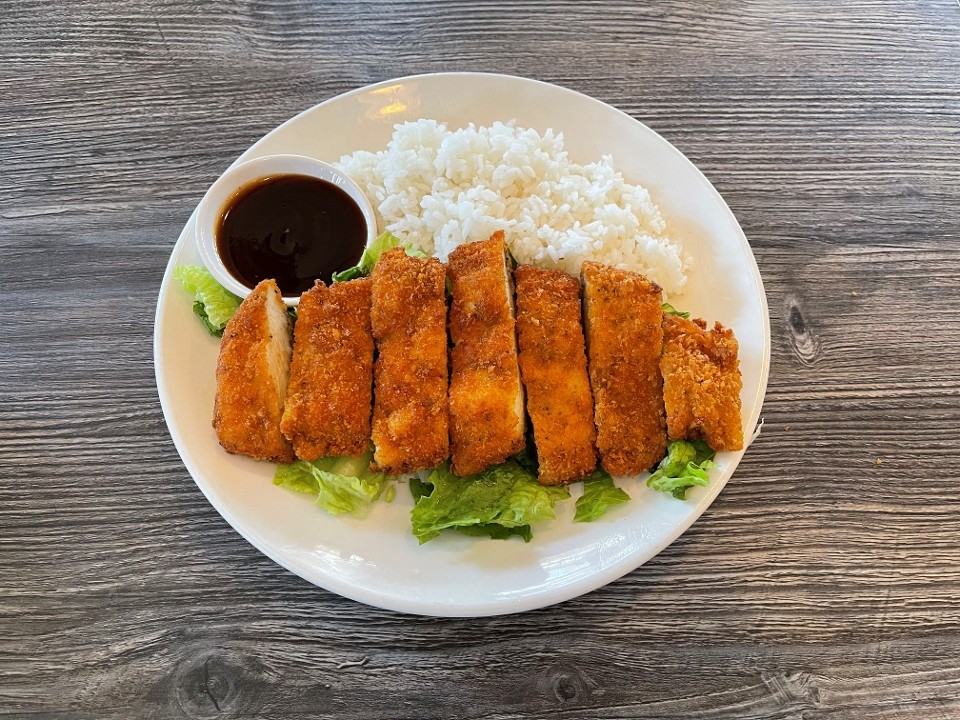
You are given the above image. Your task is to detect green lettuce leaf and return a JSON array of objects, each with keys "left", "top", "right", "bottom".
[
  {"left": 411, "top": 461, "right": 570, "bottom": 544},
  {"left": 455, "top": 523, "right": 533, "bottom": 541},
  {"left": 409, "top": 476, "right": 434, "bottom": 503},
  {"left": 274, "top": 449, "right": 389, "bottom": 516},
  {"left": 173, "top": 265, "right": 242, "bottom": 337},
  {"left": 332, "top": 231, "right": 427, "bottom": 282},
  {"left": 574, "top": 469, "right": 630, "bottom": 522},
  {"left": 646, "top": 440, "right": 716, "bottom": 500},
  {"left": 191, "top": 300, "right": 222, "bottom": 336},
  {"left": 662, "top": 302, "right": 690, "bottom": 319}
]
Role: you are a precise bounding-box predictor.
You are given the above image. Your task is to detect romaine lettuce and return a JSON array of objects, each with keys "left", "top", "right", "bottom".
[
  {"left": 646, "top": 440, "right": 716, "bottom": 500},
  {"left": 274, "top": 449, "right": 389, "bottom": 516},
  {"left": 173, "top": 265, "right": 241, "bottom": 337},
  {"left": 411, "top": 460, "right": 570, "bottom": 544},
  {"left": 661, "top": 302, "right": 690, "bottom": 319},
  {"left": 574, "top": 469, "right": 630, "bottom": 522},
  {"left": 455, "top": 523, "right": 533, "bottom": 541},
  {"left": 332, "top": 230, "right": 427, "bottom": 282}
]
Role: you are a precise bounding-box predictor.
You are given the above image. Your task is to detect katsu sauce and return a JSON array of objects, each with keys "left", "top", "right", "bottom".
[{"left": 217, "top": 175, "right": 366, "bottom": 296}]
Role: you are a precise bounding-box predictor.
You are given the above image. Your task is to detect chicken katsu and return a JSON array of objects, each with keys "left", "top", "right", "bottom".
[
  {"left": 213, "top": 278, "right": 295, "bottom": 464},
  {"left": 514, "top": 265, "right": 597, "bottom": 485},
  {"left": 581, "top": 261, "right": 667, "bottom": 475},
  {"left": 370, "top": 248, "right": 450, "bottom": 475},
  {"left": 446, "top": 232, "right": 526, "bottom": 476},
  {"left": 206, "top": 242, "right": 743, "bottom": 500},
  {"left": 280, "top": 278, "right": 374, "bottom": 460},
  {"left": 660, "top": 314, "right": 744, "bottom": 451}
]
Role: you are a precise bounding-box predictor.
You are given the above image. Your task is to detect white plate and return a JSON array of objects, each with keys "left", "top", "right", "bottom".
[{"left": 154, "top": 72, "right": 770, "bottom": 617}]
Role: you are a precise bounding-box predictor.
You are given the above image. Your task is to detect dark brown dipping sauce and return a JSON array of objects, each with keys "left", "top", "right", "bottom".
[{"left": 217, "top": 174, "right": 366, "bottom": 296}]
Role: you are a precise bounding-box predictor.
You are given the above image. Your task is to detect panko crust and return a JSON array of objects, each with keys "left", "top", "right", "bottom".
[
  {"left": 514, "top": 265, "right": 597, "bottom": 485},
  {"left": 660, "top": 314, "right": 744, "bottom": 451},
  {"left": 581, "top": 261, "right": 666, "bottom": 475},
  {"left": 447, "top": 232, "right": 526, "bottom": 476},
  {"left": 280, "top": 278, "right": 374, "bottom": 460},
  {"left": 370, "top": 248, "right": 450, "bottom": 475},
  {"left": 213, "top": 279, "right": 295, "bottom": 464}
]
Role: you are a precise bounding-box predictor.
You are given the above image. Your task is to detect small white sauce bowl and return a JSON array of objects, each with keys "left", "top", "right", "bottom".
[{"left": 196, "top": 154, "right": 378, "bottom": 306}]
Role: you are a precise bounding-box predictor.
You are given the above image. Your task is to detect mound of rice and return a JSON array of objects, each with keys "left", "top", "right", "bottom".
[{"left": 335, "top": 120, "right": 687, "bottom": 294}]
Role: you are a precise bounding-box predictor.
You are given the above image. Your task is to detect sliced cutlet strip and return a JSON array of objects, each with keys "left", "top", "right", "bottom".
[
  {"left": 214, "top": 278, "right": 295, "bottom": 464},
  {"left": 447, "top": 232, "right": 526, "bottom": 476},
  {"left": 581, "top": 261, "right": 666, "bottom": 475},
  {"left": 660, "top": 314, "right": 744, "bottom": 451},
  {"left": 370, "top": 248, "right": 449, "bottom": 474},
  {"left": 280, "top": 278, "right": 374, "bottom": 460},
  {"left": 514, "top": 265, "right": 597, "bottom": 485}
]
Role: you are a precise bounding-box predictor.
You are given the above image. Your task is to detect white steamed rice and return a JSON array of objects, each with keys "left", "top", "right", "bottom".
[{"left": 335, "top": 119, "right": 687, "bottom": 294}]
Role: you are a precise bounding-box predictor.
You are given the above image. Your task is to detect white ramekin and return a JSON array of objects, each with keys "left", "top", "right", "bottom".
[{"left": 195, "top": 154, "right": 378, "bottom": 306}]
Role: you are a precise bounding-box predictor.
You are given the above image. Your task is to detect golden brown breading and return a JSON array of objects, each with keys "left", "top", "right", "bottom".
[
  {"left": 280, "top": 278, "right": 374, "bottom": 460},
  {"left": 660, "top": 314, "right": 744, "bottom": 451},
  {"left": 370, "top": 248, "right": 449, "bottom": 474},
  {"left": 447, "top": 232, "right": 526, "bottom": 476},
  {"left": 213, "top": 279, "right": 294, "bottom": 464},
  {"left": 581, "top": 261, "right": 666, "bottom": 475},
  {"left": 514, "top": 265, "right": 597, "bottom": 485}
]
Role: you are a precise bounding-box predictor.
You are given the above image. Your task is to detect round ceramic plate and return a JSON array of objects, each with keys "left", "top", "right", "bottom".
[{"left": 154, "top": 72, "right": 770, "bottom": 617}]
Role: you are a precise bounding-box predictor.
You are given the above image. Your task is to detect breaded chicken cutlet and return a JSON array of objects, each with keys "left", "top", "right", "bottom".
[
  {"left": 514, "top": 265, "right": 597, "bottom": 485},
  {"left": 370, "top": 248, "right": 449, "bottom": 475},
  {"left": 660, "top": 314, "right": 744, "bottom": 451},
  {"left": 213, "top": 278, "right": 294, "bottom": 464},
  {"left": 280, "top": 278, "right": 374, "bottom": 460},
  {"left": 581, "top": 261, "right": 666, "bottom": 475},
  {"left": 447, "top": 232, "right": 526, "bottom": 476}
]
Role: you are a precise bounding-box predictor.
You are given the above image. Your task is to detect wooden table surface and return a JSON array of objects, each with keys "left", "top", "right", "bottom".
[{"left": 3, "top": 1, "right": 960, "bottom": 718}]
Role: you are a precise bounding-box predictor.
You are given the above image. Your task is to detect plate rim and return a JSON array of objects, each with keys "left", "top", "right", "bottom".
[{"left": 153, "top": 71, "right": 771, "bottom": 617}]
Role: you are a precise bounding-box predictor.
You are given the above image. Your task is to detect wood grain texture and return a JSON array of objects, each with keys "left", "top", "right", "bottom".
[{"left": 2, "top": 0, "right": 960, "bottom": 717}]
